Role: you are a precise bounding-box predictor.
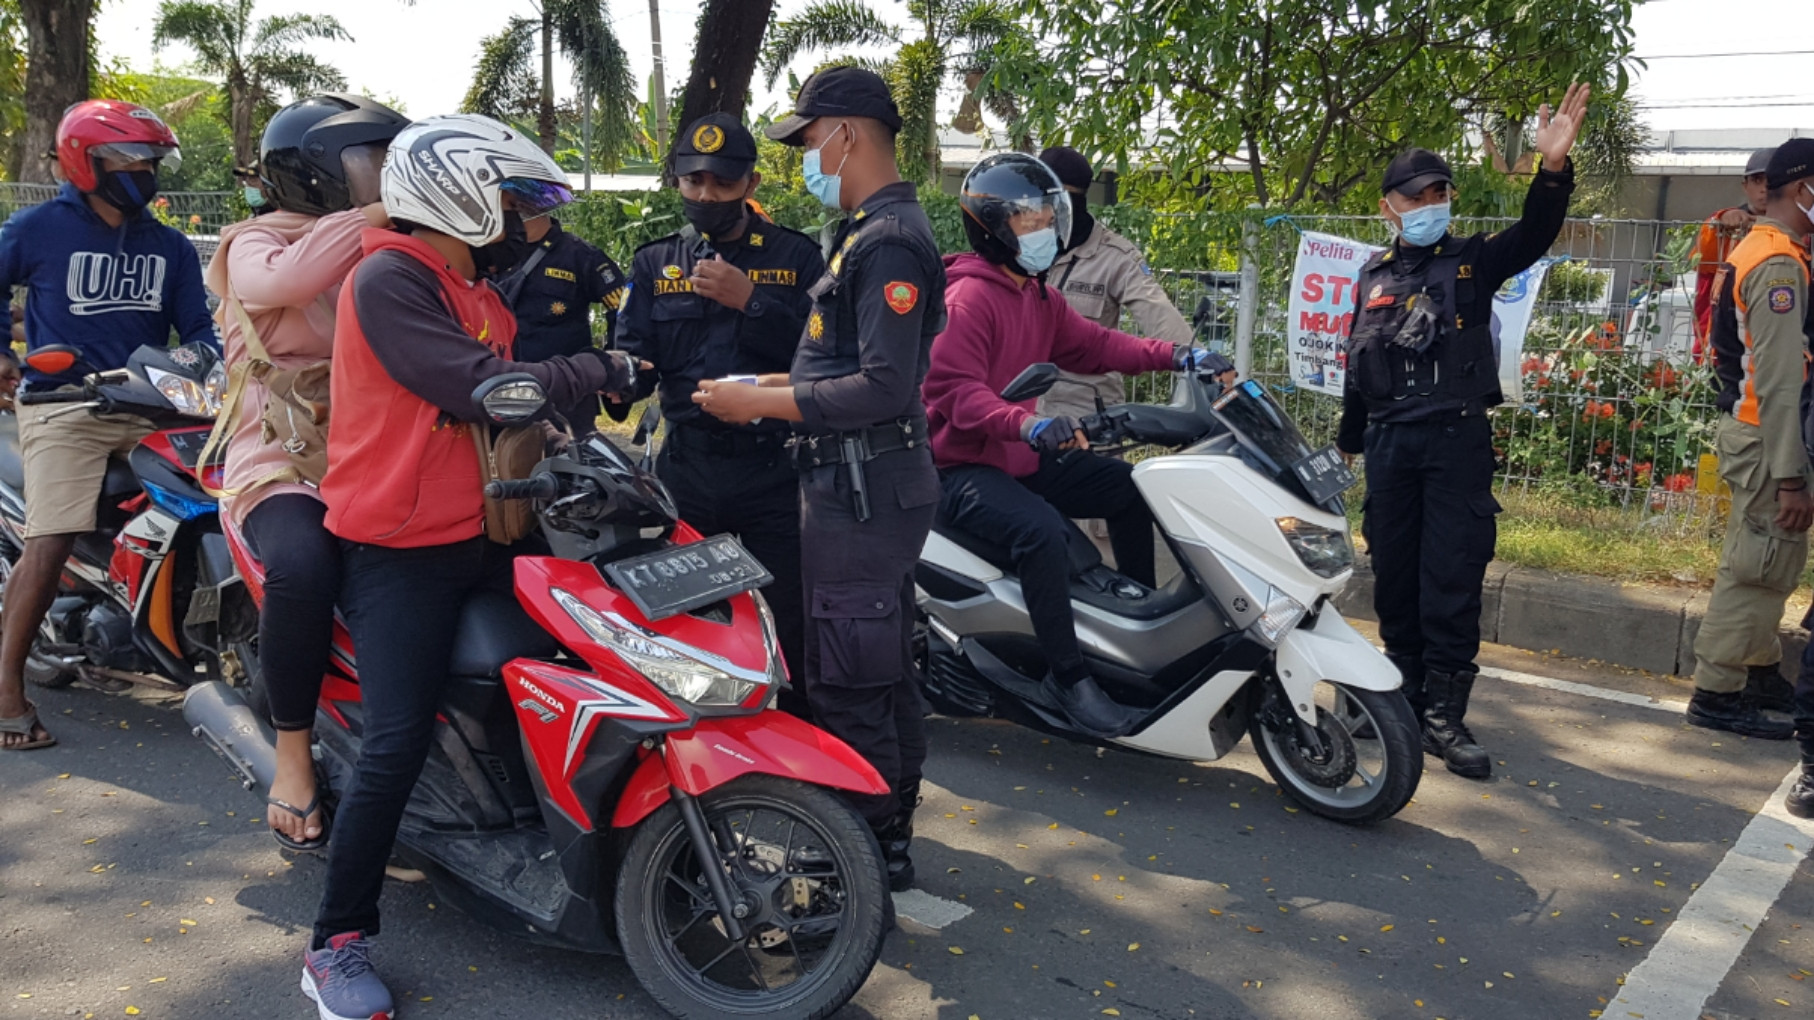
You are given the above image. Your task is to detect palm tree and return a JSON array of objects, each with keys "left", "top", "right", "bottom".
[
  {"left": 151, "top": 0, "right": 349, "bottom": 172},
  {"left": 461, "top": 1, "right": 637, "bottom": 172},
  {"left": 760, "top": 0, "right": 1021, "bottom": 183}
]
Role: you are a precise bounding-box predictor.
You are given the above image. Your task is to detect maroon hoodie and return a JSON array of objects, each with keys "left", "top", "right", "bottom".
[{"left": 924, "top": 253, "right": 1177, "bottom": 478}]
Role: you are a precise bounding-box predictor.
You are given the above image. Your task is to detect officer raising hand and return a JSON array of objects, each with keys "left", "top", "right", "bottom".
[
  {"left": 694, "top": 66, "right": 946, "bottom": 893},
  {"left": 1337, "top": 82, "right": 1588, "bottom": 781}
]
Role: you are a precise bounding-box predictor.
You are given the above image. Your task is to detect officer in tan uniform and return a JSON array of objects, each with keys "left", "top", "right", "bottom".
[
  {"left": 1035, "top": 147, "right": 1194, "bottom": 419},
  {"left": 1693, "top": 138, "right": 1814, "bottom": 741}
]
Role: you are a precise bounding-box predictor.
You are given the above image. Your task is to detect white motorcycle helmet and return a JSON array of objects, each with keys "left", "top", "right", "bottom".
[{"left": 380, "top": 113, "right": 573, "bottom": 246}]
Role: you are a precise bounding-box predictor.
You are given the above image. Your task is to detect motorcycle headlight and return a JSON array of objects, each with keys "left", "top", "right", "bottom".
[
  {"left": 552, "top": 589, "right": 767, "bottom": 707},
  {"left": 1255, "top": 585, "right": 1307, "bottom": 644},
  {"left": 1276, "top": 517, "right": 1354, "bottom": 578},
  {"left": 203, "top": 361, "right": 228, "bottom": 416},
  {"left": 144, "top": 365, "right": 210, "bottom": 416}
]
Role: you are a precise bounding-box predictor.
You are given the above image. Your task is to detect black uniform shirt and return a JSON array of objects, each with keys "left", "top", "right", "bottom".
[
  {"left": 790, "top": 181, "right": 947, "bottom": 433},
  {"left": 507, "top": 218, "right": 627, "bottom": 364},
  {"left": 1336, "top": 162, "right": 1575, "bottom": 453},
  {"left": 618, "top": 208, "right": 825, "bottom": 432}
]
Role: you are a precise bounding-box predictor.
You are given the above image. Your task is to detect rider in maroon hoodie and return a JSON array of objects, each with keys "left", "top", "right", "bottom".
[{"left": 923, "top": 154, "right": 1232, "bottom": 738}]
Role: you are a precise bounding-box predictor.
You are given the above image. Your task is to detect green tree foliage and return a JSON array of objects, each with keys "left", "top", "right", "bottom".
[
  {"left": 96, "top": 70, "right": 237, "bottom": 191},
  {"left": 1002, "top": 0, "right": 1640, "bottom": 209},
  {"left": 151, "top": 0, "right": 350, "bottom": 171},
  {"left": 0, "top": 0, "right": 27, "bottom": 179},
  {"left": 760, "top": 0, "right": 1020, "bottom": 184},
  {"left": 459, "top": 1, "right": 638, "bottom": 171}
]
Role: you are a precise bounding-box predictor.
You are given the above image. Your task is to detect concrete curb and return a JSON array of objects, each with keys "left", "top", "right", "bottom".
[{"left": 1330, "top": 559, "right": 1807, "bottom": 678}]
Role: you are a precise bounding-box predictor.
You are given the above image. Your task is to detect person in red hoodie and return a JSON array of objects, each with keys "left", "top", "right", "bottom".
[
  {"left": 923, "top": 154, "right": 1231, "bottom": 738},
  {"left": 299, "top": 114, "right": 635, "bottom": 1020}
]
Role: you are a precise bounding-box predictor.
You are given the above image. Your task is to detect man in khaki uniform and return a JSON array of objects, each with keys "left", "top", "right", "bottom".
[
  {"left": 1693, "top": 139, "right": 1814, "bottom": 740},
  {"left": 1035, "top": 147, "right": 1194, "bottom": 419}
]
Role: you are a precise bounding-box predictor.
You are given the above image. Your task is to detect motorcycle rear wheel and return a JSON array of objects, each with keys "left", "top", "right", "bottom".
[
  {"left": 1250, "top": 682, "right": 1420, "bottom": 825},
  {"left": 616, "top": 773, "right": 888, "bottom": 1019}
]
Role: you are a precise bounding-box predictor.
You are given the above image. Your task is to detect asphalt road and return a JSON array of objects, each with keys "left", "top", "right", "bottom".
[{"left": 3, "top": 636, "right": 1812, "bottom": 1020}]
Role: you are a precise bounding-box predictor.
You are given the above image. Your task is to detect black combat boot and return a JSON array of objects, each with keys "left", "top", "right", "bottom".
[
  {"left": 1788, "top": 763, "right": 1814, "bottom": 821},
  {"left": 1686, "top": 688, "right": 1794, "bottom": 739},
  {"left": 1422, "top": 670, "right": 1491, "bottom": 779},
  {"left": 1743, "top": 664, "right": 1795, "bottom": 714},
  {"left": 875, "top": 816, "right": 915, "bottom": 892},
  {"left": 1387, "top": 652, "right": 1427, "bottom": 718},
  {"left": 1051, "top": 674, "right": 1140, "bottom": 738}
]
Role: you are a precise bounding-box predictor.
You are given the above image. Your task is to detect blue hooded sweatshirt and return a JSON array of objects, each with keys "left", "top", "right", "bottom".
[{"left": 0, "top": 183, "right": 218, "bottom": 387}]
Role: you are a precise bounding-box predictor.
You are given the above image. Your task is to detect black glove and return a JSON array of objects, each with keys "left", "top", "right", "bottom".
[
  {"left": 1023, "top": 414, "right": 1081, "bottom": 453},
  {"left": 576, "top": 347, "right": 637, "bottom": 398}
]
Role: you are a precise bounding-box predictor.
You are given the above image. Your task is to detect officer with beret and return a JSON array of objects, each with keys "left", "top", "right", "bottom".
[
  {"left": 615, "top": 113, "right": 825, "bottom": 716},
  {"left": 1336, "top": 83, "right": 1588, "bottom": 780},
  {"left": 1698, "top": 138, "right": 1814, "bottom": 744},
  {"left": 495, "top": 176, "right": 627, "bottom": 432},
  {"left": 692, "top": 66, "right": 946, "bottom": 891}
]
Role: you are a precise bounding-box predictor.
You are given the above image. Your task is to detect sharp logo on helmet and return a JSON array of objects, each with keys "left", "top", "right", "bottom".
[{"left": 415, "top": 149, "right": 462, "bottom": 198}]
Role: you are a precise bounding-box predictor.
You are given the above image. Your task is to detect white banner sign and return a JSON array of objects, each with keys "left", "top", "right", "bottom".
[{"left": 1286, "top": 230, "right": 1554, "bottom": 403}]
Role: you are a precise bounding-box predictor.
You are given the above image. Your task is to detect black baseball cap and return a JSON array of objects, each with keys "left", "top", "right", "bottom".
[
  {"left": 1765, "top": 139, "right": 1814, "bottom": 190},
  {"left": 764, "top": 66, "right": 902, "bottom": 146},
  {"left": 1382, "top": 147, "right": 1454, "bottom": 197},
  {"left": 672, "top": 113, "right": 757, "bottom": 180},
  {"left": 1038, "top": 146, "right": 1094, "bottom": 192},
  {"left": 1745, "top": 147, "right": 1776, "bottom": 177}
]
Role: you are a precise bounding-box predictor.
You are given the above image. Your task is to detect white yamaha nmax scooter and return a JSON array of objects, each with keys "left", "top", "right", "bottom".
[{"left": 915, "top": 363, "right": 1420, "bottom": 824}]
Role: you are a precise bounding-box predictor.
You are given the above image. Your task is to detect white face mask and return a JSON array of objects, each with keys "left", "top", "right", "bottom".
[{"left": 1798, "top": 182, "right": 1814, "bottom": 224}]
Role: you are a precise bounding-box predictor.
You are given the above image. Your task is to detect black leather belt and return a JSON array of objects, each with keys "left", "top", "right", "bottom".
[
  {"left": 789, "top": 418, "right": 926, "bottom": 469},
  {"left": 665, "top": 424, "right": 790, "bottom": 458}
]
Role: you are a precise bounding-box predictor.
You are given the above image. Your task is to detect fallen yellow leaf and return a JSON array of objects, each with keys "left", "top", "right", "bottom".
[
  {"left": 179, "top": 919, "right": 197, "bottom": 927},
  {"left": 1380, "top": 924, "right": 1395, "bottom": 932},
  {"left": 125, "top": 1009, "right": 140, "bottom": 1016},
  {"left": 1208, "top": 908, "right": 1223, "bottom": 916},
  {"left": 1102, "top": 1011, "right": 1121, "bottom": 1017},
  {"left": 949, "top": 946, "right": 965, "bottom": 955},
  {"left": 1104, "top": 808, "right": 1117, "bottom": 816},
  {"left": 1128, "top": 942, "right": 1140, "bottom": 951}
]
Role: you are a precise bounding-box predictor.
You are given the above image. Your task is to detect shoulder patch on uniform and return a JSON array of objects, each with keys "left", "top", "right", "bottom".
[
  {"left": 884, "top": 281, "right": 919, "bottom": 315},
  {"left": 1137, "top": 261, "right": 1153, "bottom": 276},
  {"left": 1769, "top": 285, "right": 1796, "bottom": 314},
  {"left": 602, "top": 286, "right": 627, "bottom": 310}
]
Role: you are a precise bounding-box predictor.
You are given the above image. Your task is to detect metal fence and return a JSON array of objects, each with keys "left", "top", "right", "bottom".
[
  {"left": 1137, "top": 214, "right": 1721, "bottom": 521},
  {"left": 1, "top": 183, "right": 235, "bottom": 265}
]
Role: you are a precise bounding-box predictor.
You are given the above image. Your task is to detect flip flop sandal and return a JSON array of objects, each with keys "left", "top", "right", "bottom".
[
  {"left": 0, "top": 700, "right": 57, "bottom": 751},
  {"left": 266, "top": 793, "right": 329, "bottom": 852}
]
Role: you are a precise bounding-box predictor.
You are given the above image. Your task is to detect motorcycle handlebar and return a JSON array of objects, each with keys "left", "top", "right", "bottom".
[
  {"left": 18, "top": 389, "right": 88, "bottom": 406},
  {"left": 484, "top": 475, "right": 559, "bottom": 501}
]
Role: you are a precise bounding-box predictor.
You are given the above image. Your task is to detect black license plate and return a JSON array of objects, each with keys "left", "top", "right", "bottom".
[
  {"left": 602, "top": 534, "right": 772, "bottom": 621},
  {"left": 165, "top": 427, "right": 213, "bottom": 469},
  {"left": 1291, "top": 445, "right": 1357, "bottom": 504}
]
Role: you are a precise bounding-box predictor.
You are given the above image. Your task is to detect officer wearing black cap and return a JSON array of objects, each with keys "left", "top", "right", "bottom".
[
  {"left": 615, "top": 113, "right": 824, "bottom": 716},
  {"left": 495, "top": 177, "right": 627, "bottom": 432},
  {"left": 692, "top": 66, "right": 945, "bottom": 892},
  {"left": 1336, "top": 83, "right": 1589, "bottom": 781}
]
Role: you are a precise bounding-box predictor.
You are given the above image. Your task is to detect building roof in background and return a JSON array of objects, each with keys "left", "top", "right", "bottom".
[{"left": 1636, "top": 128, "right": 1814, "bottom": 176}]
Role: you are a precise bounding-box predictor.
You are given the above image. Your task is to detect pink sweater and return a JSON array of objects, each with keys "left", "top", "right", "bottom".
[
  {"left": 924, "top": 253, "right": 1177, "bottom": 478},
  {"left": 203, "top": 210, "right": 366, "bottom": 526}
]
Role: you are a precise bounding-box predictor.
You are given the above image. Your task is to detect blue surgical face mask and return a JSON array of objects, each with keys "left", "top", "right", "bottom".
[
  {"left": 1391, "top": 199, "right": 1451, "bottom": 248},
  {"left": 243, "top": 186, "right": 266, "bottom": 209},
  {"left": 802, "top": 122, "right": 849, "bottom": 209},
  {"left": 1016, "top": 227, "right": 1059, "bottom": 274}
]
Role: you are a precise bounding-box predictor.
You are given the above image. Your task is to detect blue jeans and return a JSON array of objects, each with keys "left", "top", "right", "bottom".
[{"left": 310, "top": 536, "right": 505, "bottom": 948}]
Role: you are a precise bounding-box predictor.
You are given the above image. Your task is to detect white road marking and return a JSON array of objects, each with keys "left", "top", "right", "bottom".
[
  {"left": 892, "top": 888, "right": 973, "bottom": 929},
  {"left": 1605, "top": 765, "right": 1814, "bottom": 1020},
  {"left": 1478, "top": 665, "right": 1689, "bottom": 713}
]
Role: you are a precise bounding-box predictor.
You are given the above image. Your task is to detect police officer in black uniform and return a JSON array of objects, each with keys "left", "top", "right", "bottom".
[
  {"left": 616, "top": 113, "right": 825, "bottom": 716},
  {"left": 496, "top": 195, "right": 628, "bottom": 431},
  {"left": 694, "top": 67, "right": 945, "bottom": 891},
  {"left": 1336, "top": 82, "right": 1589, "bottom": 781}
]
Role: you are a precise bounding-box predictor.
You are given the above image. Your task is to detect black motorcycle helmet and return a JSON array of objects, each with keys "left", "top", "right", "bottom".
[
  {"left": 959, "top": 153, "right": 1073, "bottom": 273},
  {"left": 259, "top": 94, "right": 410, "bottom": 217}
]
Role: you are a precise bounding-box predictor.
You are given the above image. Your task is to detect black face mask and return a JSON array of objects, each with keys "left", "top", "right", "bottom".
[
  {"left": 1063, "top": 190, "right": 1094, "bottom": 254},
  {"left": 472, "top": 211, "right": 534, "bottom": 278},
  {"left": 683, "top": 196, "right": 748, "bottom": 242},
  {"left": 96, "top": 168, "right": 159, "bottom": 214}
]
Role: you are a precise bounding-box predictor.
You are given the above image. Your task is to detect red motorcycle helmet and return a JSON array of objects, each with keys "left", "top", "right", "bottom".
[{"left": 55, "top": 100, "right": 183, "bottom": 193}]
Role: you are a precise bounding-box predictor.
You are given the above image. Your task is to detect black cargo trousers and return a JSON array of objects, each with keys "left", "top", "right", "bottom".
[
  {"left": 798, "top": 444, "right": 938, "bottom": 828},
  {"left": 1362, "top": 413, "right": 1500, "bottom": 678}
]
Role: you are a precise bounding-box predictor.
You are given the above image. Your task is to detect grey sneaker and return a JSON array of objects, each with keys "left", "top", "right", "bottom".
[{"left": 302, "top": 932, "right": 393, "bottom": 1020}]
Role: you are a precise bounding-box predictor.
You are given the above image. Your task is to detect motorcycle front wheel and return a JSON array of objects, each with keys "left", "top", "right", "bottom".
[
  {"left": 1250, "top": 682, "right": 1420, "bottom": 825},
  {"left": 615, "top": 773, "right": 888, "bottom": 1020}
]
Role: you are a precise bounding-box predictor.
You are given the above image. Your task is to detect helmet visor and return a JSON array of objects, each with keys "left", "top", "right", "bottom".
[
  {"left": 997, "top": 191, "right": 1072, "bottom": 253},
  {"left": 91, "top": 142, "right": 182, "bottom": 174},
  {"left": 500, "top": 177, "right": 575, "bottom": 219}
]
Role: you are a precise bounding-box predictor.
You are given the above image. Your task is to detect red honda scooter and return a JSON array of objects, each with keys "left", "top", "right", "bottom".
[{"left": 183, "top": 375, "right": 891, "bottom": 1020}]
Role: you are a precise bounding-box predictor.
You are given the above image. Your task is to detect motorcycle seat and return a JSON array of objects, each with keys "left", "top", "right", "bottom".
[
  {"left": 932, "top": 519, "right": 1102, "bottom": 577},
  {"left": 449, "top": 589, "right": 561, "bottom": 678},
  {"left": 930, "top": 521, "right": 1200, "bottom": 621}
]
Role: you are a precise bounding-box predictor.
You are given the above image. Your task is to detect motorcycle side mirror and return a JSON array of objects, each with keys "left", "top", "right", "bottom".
[
  {"left": 1000, "top": 362, "right": 1061, "bottom": 403},
  {"left": 24, "top": 344, "right": 85, "bottom": 376},
  {"left": 632, "top": 401, "right": 662, "bottom": 447},
  {"left": 473, "top": 373, "right": 548, "bottom": 425}
]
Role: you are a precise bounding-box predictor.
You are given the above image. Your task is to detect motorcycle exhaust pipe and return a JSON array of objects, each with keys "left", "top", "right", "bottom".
[{"left": 182, "top": 681, "right": 277, "bottom": 795}]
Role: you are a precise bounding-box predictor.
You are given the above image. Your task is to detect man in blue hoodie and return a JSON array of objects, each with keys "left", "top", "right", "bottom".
[{"left": 0, "top": 100, "right": 215, "bottom": 750}]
